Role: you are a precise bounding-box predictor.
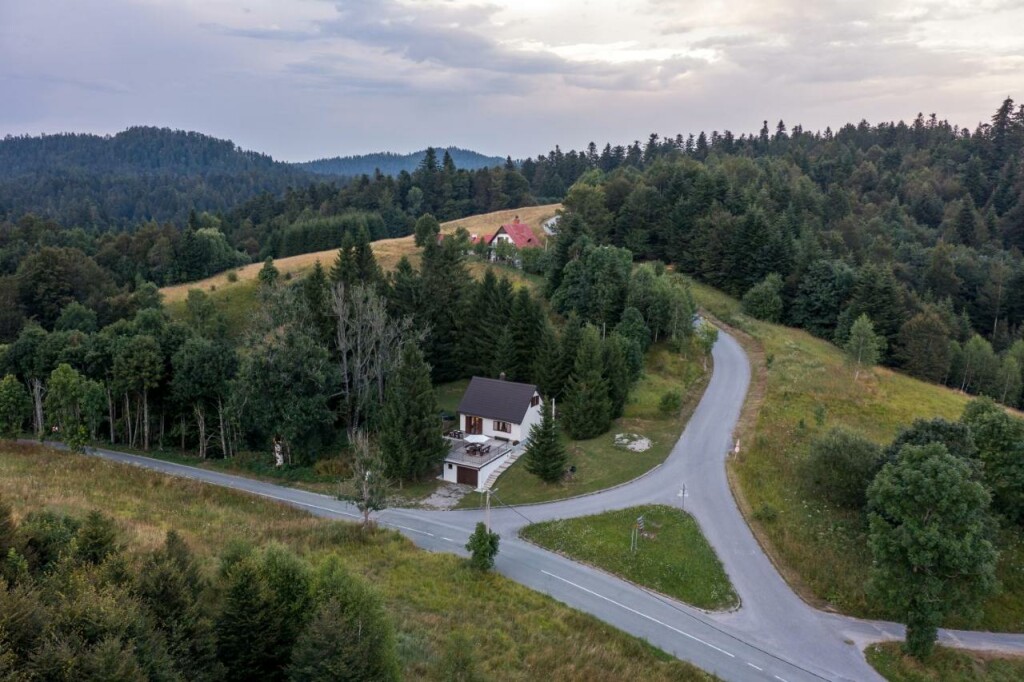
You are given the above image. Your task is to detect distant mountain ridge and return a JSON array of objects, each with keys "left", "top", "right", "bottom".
[
  {"left": 296, "top": 147, "right": 507, "bottom": 177},
  {"left": 0, "top": 127, "right": 314, "bottom": 229}
]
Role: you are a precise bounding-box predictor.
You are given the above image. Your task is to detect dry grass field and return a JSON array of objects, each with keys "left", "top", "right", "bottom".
[{"left": 160, "top": 204, "right": 560, "bottom": 303}]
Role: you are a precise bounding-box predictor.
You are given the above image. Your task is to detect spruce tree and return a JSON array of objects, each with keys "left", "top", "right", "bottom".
[
  {"left": 509, "top": 288, "right": 545, "bottom": 382},
  {"left": 553, "top": 314, "right": 583, "bottom": 399},
  {"left": 464, "top": 270, "right": 501, "bottom": 376},
  {"left": 420, "top": 229, "right": 472, "bottom": 382},
  {"left": 302, "top": 262, "right": 334, "bottom": 348},
  {"left": 351, "top": 226, "right": 383, "bottom": 287},
  {"left": 561, "top": 326, "right": 611, "bottom": 440},
  {"left": 603, "top": 334, "right": 632, "bottom": 419},
  {"left": 490, "top": 326, "right": 516, "bottom": 380},
  {"left": 216, "top": 558, "right": 281, "bottom": 681},
  {"left": 386, "top": 256, "right": 421, "bottom": 321},
  {"left": 524, "top": 399, "right": 567, "bottom": 483},
  {"left": 533, "top": 325, "right": 562, "bottom": 399},
  {"left": 379, "top": 343, "right": 447, "bottom": 481},
  {"left": 329, "top": 232, "right": 356, "bottom": 285}
]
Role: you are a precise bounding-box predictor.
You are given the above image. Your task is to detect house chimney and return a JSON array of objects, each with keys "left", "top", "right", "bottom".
[{"left": 499, "top": 372, "right": 506, "bottom": 381}]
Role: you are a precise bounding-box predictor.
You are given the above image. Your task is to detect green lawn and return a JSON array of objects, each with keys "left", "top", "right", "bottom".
[
  {"left": 164, "top": 278, "right": 260, "bottom": 342},
  {"left": 0, "top": 442, "right": 713, "bottom": 682},
  {"left": 687, "top": 277, "right": 1024, "bottom": 631},
  {"left": 866, "top": 642, "right": 1024, "bottom": 681},
  {"left": 457, "top": 342, "right": 709, "bottom": 508},
  {"left": 521, "top": 505, "right": 737, "bottom": 610}
]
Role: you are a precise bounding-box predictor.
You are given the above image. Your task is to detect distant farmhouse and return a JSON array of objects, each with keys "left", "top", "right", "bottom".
[
  {"left": 440, "top": 215, "right": 542, "bottom": 266},
  {"left": 442, "top": 376, "right": 543, "bottom": 488}
]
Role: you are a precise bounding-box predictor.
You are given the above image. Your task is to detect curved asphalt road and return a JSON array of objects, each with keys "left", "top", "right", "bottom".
[{"left": 58, "top": 331, "right": 1024, "bottom": 681}]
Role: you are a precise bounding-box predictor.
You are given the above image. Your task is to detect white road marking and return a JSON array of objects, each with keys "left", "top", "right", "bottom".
[
  {"left": 774, "top": 675, "right": 790, "bottom": 682},
  {"left": 746, "top": 662, "right": 763, "bottom": 671},
  {"left": 251, "top": 491, "right": 360, "bottom": 518},
  {"left": 541, "top": 570, "right": 735, "bottom": 658},
  {"left": 441, "top": 537, "right": 457, "bottom": 543},
  {"left": 394, "top": 524, "right": 435, "bottom": 537}
]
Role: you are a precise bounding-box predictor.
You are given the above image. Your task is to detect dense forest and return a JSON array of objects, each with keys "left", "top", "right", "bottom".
[
  {"left": 0, "top": 220, "right": 693, "bottom": 485},
  {"left": 3, "top": 96, "right": 1024, "bottom": 427},
  {"left": 0, "top": 147, "right": 539, "bottom": 342},
  {"left": 297, "top": 147, "right": 505, "bottom": 177},
  {"left": 547, "top": 98, "right": 1024, "bottom": 407},
  {"left": 0, "top": 128, "right": 312, "bottom": 229}
]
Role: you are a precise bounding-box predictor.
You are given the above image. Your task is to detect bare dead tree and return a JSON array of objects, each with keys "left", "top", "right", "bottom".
[{"left": 331, "top": 283, "right": 419, "bottom": 429}]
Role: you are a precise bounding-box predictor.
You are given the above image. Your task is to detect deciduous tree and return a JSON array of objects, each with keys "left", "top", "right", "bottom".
[{"left": 868, "top": 443, "right": 997, "bottom": 658}]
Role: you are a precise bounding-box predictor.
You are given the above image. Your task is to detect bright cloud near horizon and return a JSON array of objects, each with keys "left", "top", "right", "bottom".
[{"left": 1, "top": 0, "right": 1022, "bottom": 162}]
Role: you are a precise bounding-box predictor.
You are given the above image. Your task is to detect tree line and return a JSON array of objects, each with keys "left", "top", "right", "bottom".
[
  {"left": 552, "top": 97, "right": 1024, "bottom": 407},
  {"left": 0, "top": 500, "right": 400, "bottom": 681}
]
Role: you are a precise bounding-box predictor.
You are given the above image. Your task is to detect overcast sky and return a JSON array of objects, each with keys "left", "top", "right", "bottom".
[{"left": 2, "top": 0, "right": 1022, "bottom": 162}]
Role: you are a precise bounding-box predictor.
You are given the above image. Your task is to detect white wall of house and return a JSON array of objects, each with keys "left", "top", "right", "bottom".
[
  {"left": 459, "top": 395, "right": 542, "bottom": 444},
  {"left": 442, "top": 451, "right": 510, "bottom": 487},
  {"left": 517, "top": 399, "right": 542, "bottom": 442}
]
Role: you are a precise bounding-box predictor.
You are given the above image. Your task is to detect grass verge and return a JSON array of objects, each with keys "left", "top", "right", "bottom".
[
  {"left": 687, "top": 278, "right": 1024, "bottom": 631},
  {"left": 457, "top": 341, "right": 709, "bottom": 508},
  {"left": 0, "top": 441, "right": 713, "bottom": 682},
  {"left": 521, "top": 505, "right": 738, "bottom": 611},
  {"left": 866, "top": 642, "right": 1024, "bottom": 681}
]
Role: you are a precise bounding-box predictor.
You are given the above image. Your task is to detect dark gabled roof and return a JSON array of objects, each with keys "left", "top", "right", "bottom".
[{"left": 457, "top": 376, "right": 538, "bottom": 424}]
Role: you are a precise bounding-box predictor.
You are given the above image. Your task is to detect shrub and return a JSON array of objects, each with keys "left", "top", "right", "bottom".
[
  {"left": 741, "top": 273, "right": 784, "bottom": 322},
  {"left": 658, "top": 390, "right": 683, "bottom": 416},
  {"left": 226, "top": 270, "right": 239, "bottom": 283},
  {"left": 804, "top": 427, "right": 883, "bottom": 509},
  {"left": 466, "top": 523, "right": 500, "bottom": 571}
]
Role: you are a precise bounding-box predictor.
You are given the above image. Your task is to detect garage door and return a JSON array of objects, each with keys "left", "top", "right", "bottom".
[{"left": 457, "top": 466, "right": 478, "bottom": 487}]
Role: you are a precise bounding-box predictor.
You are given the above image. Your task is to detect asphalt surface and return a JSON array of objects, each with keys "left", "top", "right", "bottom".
[{"left": 53, "top": 330, "right": 1024, "bottom": 681}]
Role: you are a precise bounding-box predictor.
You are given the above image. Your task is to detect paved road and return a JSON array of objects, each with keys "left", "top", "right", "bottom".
[{"left": 57, "top": 330, "right": 1024, "bottom": 681}]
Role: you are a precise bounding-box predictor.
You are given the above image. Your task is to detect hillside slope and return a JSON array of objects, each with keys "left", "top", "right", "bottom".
[
  {"left": 160, "top": 204, "right": 560, "bottom": 303},
  {"left": 690, "top": 280, "right": 1024, "bottom": 631},
  {"left": 0, "top": 127, "right": 313, "bottom": 228},
  {"left": 0, "top": 443, "right": 711, "bottom": 681}
]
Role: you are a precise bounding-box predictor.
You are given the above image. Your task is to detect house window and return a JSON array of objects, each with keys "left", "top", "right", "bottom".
[
  {"left": 493, "top": 420, "right": 511, "bottom": 433},
  {"left": 447, "top": 463, "right": 453, "bottom": 469},
  {"left": 530, "top": 395, "right": 540, "bottom": 407}
]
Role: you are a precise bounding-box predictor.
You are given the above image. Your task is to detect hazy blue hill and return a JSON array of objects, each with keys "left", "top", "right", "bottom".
[
  {"left": 297, "top": 147, "right": 506, "bottom": 176},
  {"left": 0, "top": 127, "right": 314, "bottom": 229}
]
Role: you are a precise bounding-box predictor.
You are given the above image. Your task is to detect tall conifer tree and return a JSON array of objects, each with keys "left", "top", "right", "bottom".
[
  {"left": 524, "top": 399, "right": 567, "bottom": 483},
  {"left": 379, "top": 343, "right": 447, "bottom": 481},
  {"left": 561, "top": 325, "right": 611, "bottom": 439}
]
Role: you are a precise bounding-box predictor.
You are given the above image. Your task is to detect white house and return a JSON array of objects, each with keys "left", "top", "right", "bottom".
[
  {"left": 441, "top": 376, "right": 544, "bottom": 488},
  {"left": 457, "top": 376, "right": 542, "bottom": 443}
]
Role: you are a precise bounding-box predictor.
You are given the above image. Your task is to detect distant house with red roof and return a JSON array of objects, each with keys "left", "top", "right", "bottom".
[
  {"left": 489, "top": 216, "right": 539, "bottom": 249},
  {"left": 434, "top": 216, "right": 541, "bottom": 267}
]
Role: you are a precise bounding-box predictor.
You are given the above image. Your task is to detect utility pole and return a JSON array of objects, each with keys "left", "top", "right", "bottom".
[{"left": 482, "top": 487, "right": 497, "bottom": 531}]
